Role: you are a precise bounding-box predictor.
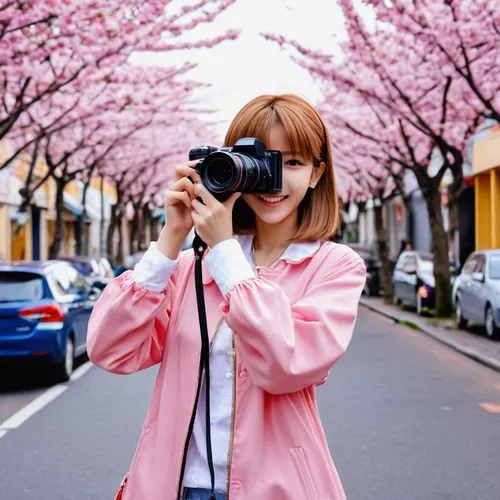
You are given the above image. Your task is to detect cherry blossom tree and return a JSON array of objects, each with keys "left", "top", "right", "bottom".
[
  {"left": 99, "top": 108, "right": 217, "bottom": 264},
  {"left": 328, "top": 95, "right": 404, "bottom": 303},
  {"left": 0, "top": 0, "right": 238, "bottom": 147},
  {"left": 0, "top": 0, "right": 239, "bottom": 260},
  {"left": 363, "top": 0, "right": 500, "bottom": 122},
  {"left": 263, "top": 0, "right": 493, "bottom": 315}
]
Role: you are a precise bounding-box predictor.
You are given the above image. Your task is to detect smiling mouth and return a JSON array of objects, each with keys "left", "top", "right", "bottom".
[{"left": 257, "top": 195, "right": 288, "bottom": 204}]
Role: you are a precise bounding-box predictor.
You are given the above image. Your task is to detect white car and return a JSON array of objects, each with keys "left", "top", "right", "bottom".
[{"left": 453, "top": 250, "right": 500, "bottom": 339}]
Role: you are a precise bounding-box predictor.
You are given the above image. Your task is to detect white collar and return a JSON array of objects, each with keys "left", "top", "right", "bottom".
[{"left": 236, "top": 234, "right": 321, "bottom": 265}]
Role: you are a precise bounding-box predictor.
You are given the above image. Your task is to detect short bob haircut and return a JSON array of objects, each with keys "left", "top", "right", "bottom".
[{"left": 224, "top": 93, "right": 340, "bottom": 242}]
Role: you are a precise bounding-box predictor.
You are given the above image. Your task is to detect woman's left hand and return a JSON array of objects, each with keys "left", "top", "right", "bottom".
[{"left": 191, "top": 183, "right": 241, "bottom": 248}]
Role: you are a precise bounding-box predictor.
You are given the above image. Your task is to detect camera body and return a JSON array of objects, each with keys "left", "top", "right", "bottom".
[{"left": 189, "top": 138, "right": 282, "bottom": 201}]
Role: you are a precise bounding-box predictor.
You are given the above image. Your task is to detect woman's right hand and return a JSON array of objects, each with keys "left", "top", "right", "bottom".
[{"left": 157, "top": 161, "right": 201, "bottom": 259}]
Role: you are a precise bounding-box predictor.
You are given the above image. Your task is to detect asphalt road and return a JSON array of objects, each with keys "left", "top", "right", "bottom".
[{"left": 1, "top": 308, "right": 499, "bottom": 500}]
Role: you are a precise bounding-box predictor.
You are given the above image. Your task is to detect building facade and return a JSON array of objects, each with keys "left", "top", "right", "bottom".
[{"left": 473, "top": 126, "right": 500, "bottom": 250}]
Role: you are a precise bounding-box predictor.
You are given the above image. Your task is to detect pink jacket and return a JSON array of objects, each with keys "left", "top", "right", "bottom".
[{"left": 87, "top": 240, "right": 365, "bottom": 500}]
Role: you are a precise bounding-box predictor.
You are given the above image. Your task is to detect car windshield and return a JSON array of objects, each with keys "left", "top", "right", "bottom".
[
  {"left": 0, "top": 272, "right": 44, "bottom": 302},
  {"left": 99, "top": 258, "right": 113, "bottom": 277},
  {"left": 490, "top": 256, "right": 500, "bottom": 280},
  {"left": 65, "top": 260, "right": 96, "bottom": 276}
]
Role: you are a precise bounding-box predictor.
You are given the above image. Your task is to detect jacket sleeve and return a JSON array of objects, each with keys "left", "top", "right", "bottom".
[
  {"left": 87, "top": 244, "right": 182, "bottom": 374},
  {"left": 220, "top": 250, "right": 366, "bottom": 394}
]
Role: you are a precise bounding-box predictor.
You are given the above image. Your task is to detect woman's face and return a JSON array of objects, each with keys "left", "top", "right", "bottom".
[{"left": 241, "top": 122, "right": 324, "bottom": 228}]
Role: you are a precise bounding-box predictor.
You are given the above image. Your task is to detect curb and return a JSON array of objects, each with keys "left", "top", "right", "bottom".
[{"left": 360, "top": 299, "right": 500, "bottom": 374}]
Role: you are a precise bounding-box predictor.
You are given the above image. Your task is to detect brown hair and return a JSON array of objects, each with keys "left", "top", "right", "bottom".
[{"left": 224, "top": 94, "right": 340, "bottom": 242}]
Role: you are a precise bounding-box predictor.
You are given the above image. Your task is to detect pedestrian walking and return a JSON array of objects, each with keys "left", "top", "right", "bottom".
[{"left": 87, "top": 94, "right": 366, "bottom": 500}]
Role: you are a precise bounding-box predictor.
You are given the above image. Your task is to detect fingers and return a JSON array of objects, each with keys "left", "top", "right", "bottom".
[
  {"left": 193, "top": 182, "right": 219, "bottom": 208},
  {"left": 169, "top": 177, "right": 196, "bottom": 198},
  {"left": 175, "top": 162, "right": 201, "bottom": 183},
  {"left": 191, "top": 197, "right": 210, "bottom": 215},
  {"left": 191, "top": 210, "right": 204, "bottom": 228},
  {"left": 223, "top": 192, "right": 241, "bottom": 210},
  {"left": 165, "top": 190, "right": 191, "bottom": 209}
]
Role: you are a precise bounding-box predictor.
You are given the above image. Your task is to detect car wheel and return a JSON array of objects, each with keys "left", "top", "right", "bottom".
[
  {"left": 455, "top": 298, "right": 468, "bottom": 329},
  {"left": 485, "top": 305, "right": 500, "bottom": 340},
  {"left": 53, "top": 336, "right": 74, "bottom": 383}
]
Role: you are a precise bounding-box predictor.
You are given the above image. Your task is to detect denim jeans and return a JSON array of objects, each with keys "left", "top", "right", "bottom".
[{"left": 183, "top": 488, "right": 227, "bottom": 500}]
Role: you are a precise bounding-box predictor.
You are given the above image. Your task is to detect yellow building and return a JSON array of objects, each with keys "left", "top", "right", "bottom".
[
  {"left": 473, "top": 127, "right": 500, "bottom": 250},
  {"left": 0, "top": 139, "right": 120, "bottom": 261}
]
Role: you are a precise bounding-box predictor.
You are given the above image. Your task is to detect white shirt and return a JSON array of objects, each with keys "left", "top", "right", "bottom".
[{"left": 132, "top": 234, "right": 320, "bottom": 492}]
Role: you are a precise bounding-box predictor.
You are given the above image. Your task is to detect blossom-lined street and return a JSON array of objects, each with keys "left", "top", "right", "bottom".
[{"left": 1, "top": 308, "right": 499, "bottom": 500}]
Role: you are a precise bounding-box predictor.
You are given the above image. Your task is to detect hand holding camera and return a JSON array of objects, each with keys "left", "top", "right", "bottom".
[
  {"left": 157, "top": 138, "right": 283, "bottom": 258},
  {"left": 191, "top": 183, "right": 241, "bottom": 249},
  {"left": 157, "top": 161, "right": 200, "bottom": 260}
]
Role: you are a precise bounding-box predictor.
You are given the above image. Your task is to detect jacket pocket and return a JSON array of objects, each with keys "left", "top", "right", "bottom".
[{"left": 290, "top": 446, "right": 319, "bottom": 500}]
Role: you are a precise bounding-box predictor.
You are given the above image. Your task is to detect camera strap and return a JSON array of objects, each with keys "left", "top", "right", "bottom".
[{"left": 192, "top": 231, "right": 216, "bottom": 500}]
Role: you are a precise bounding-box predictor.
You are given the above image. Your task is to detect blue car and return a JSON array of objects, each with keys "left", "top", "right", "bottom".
[{"left": 0, "top": 261, "right": 100, "bottom": 382}]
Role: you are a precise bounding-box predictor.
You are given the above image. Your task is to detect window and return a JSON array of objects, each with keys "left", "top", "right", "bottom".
[
  {"left": 49, "top": 265, "right": 88, "bottom": 297},
  {"left": 50, "top": 266, "right": 71, "bottom": 295},
  {"left": 0, "top": 272, "right": 44, "bottom": 302},
  {"left": 489, "top": 256, "right": 500, "bottom": 280},
  {"left": 475, "top": 255, "right": 486, "bottom": 274},
  {"left": 65, "top": 265, "right": 89, "bottom": 295},
  {"left": 462, "top": 255, "right": 477, "bottom": 275}
]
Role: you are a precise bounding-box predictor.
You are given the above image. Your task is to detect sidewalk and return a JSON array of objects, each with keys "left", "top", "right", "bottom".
[{"left": 360, "top": 296, "right": 500, "bottom": 373}]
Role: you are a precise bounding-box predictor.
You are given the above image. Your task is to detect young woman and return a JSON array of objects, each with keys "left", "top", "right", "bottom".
[{"left": 87, "top": 94, "right": 366, "bottom": 500}]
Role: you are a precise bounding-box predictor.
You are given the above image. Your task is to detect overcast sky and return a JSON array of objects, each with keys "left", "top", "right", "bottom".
[{"left": 136, "top": 0, "right": 353, "bottom": 139}]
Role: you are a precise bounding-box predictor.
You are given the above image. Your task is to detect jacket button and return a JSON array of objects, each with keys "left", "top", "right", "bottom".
[{"left": 238, "top": 368, "right": 248, "bottom": 379}]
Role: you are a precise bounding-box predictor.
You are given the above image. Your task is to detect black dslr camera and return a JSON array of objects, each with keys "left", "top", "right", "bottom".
[{"left": 188, "top": 138, "right": 282, "bottom": 201}]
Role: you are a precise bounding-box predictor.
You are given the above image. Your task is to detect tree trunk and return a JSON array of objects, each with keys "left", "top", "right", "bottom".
[
  {"left": 422, "top": 181, "right": 452, "bottom": 316},
  {"left": 129, "top": 204, "right": 139, "bottom": 255},
  {"left": 75, "top": 181, "right": 90, "bottom": 255},
  {"left": 116, "top": 212, "right": 125, "bottom": 266},
  {"left": 49, "top": 179, "right": 66, "bottom": 259},
  {"left": 150, "top": 209, "right": 159, "bottom": 241},
  {"left": 19, "top": 139, "right": 41, "bottom": 211},
  {"left": 374, "top": 200, "right": 393, "bottom": 304},
  {"left": 139, "top": 204, "right": 149, "bottom": 250},
  {"left": 447, "top": 186, "right": 459, "bottom": 236},
  {"left": 99, "top": 176, "right": 106, "bottom": 258},
  {"left": 106, "top": 204, "right": 117, "bottom": 265}
]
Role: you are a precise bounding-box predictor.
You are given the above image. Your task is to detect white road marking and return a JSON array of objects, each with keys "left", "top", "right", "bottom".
[
  {"left": 70, "top": 360, "right": 93, "bottom": 381},
  {"left": 0, "top": 361, "right": 94, "bottom": 440},
  {"left": 0, "top": 385, "right": 67, "bottom": 431}
]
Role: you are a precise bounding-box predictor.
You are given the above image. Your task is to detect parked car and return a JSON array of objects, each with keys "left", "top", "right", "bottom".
[
  {"left": 393, "top": 251, "right": 435, "bottom": 315},
  {"left": 59, "top": 256, "right": 114, "bottom": 290},
  {"left": 452, "top": 250, "right": 500, "bottom": 339},
  {"left": 349, "top": 243, "right": 380, "bottom": 296},
  {"left": 0, "top": 261, "right": 101, "bottom": 381}
]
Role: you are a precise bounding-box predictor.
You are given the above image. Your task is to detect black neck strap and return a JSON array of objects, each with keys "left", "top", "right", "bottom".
[{"left": 193, "top": 232, "right": 216, "bottom": 500}]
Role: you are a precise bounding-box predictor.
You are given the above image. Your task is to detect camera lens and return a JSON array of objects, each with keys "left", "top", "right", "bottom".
[
  {"left": 208, "top": 161, "right": 233, "bottom": 186},
  {"left": 235, "top": 153, "right": 268, "bottom": 193},
  {"left": 200, "top": 150, "right": 270, "bottom": 200},
  {"left": 201, "top": 152, "right": 242, "bottom": 198}
]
